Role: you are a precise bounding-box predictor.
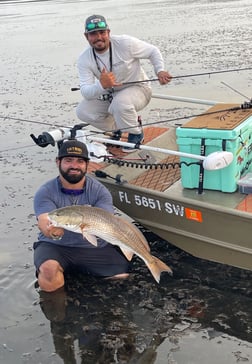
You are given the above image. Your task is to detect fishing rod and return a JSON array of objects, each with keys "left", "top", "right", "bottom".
[
  {"left": 123, "top": 67, "right": 252, "bottom": 85},
  {"left": 1, "top": 118, "right": 234, "bottom": 171},
  {"left": 71, "top": 67, "right": 252, "bottom": 91},
  {"left": 1, "top": 97, "right": 251, "bottom": 153},
  {"left": 25, "top": 99, "right": 252, "bottom": 156},
  {"left": 27, "top": 100, "right": 251, "bottom": 148},
  {"left": 146, "top": 100, "right": 252, "bottom": 129},
  {"left": 1, "top": 99, "right": 251, "bottom": 152}
]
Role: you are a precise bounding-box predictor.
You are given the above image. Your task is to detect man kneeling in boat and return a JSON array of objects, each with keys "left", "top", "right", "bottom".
[{"left": 76, "top": 14, "right": 172, "bottom": 152}]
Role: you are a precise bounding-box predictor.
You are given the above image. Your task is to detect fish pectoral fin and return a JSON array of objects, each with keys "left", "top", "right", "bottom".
[
  {"left": 82, "top": 232, "right": 98, "bottom": 247},
  {"left": 120, "top": 247, "right": 134, "bottom": 261}
]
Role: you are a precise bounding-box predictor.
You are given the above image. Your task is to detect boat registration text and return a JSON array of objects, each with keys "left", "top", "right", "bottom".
[{"left": 118, "top": 191, "right": 203, "bottom": 222}]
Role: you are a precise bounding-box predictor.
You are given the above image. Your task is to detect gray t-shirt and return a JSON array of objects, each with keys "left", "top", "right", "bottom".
[{"left": 33, "top": 175, "right": 114, "bottom": 248}]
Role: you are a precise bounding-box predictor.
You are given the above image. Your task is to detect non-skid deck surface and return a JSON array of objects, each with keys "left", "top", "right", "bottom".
[
  {"left": 88, "top": 126, "right": 169, "bottom": 172},
  {"left": 129, "top": 155, "right": 180, "bottom": 191},
  {"left": 181, "top": 103, "right": 252, "bottom": 130},
  {"left": 88, "top": 126, "right": 180, "bottom": 191}
]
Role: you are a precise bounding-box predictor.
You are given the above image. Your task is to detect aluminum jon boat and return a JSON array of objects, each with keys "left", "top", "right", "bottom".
[
  {"left": 31, "top": 95, "right": 252, "bottom": 271},
  {"left": 86, "top": 98, "right": 252, "bottom": 272}
]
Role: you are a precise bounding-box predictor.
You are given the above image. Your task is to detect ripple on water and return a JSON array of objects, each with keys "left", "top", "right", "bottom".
[{"left": 0, "top": 263, "right": 37, "bottom": 328}]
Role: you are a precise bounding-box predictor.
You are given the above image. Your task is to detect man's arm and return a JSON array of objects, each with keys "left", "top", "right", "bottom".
[
  {"left": 34, "top": 182, "right": 64, "bottom": 240},
  {"left": 130, "top": 36, "right": 172, "bottom": 84},
  {"left": 78, "top": 50, "right": 106, "bottom": 100}
]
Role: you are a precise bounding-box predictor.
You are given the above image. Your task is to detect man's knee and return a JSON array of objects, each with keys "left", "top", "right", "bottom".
[
  {"left": 39, "top": 259, "right": 63, "bottom": 280},
  {"left": 38, "top": 260, "right": 64, "bottom": 292}
]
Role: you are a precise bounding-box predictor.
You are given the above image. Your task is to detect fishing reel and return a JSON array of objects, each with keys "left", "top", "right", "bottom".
[
  {"left": 241, "top": 99, "right": 252, "bottom": 109},
  {"left": 30, "top": 123, "right": 88, "bottom": 148},
  {"left": 30, "top": 123, "right": 110, "bottom": 162}
]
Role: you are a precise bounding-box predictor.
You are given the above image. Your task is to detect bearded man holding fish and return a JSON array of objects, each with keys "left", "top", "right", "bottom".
[
  {"left": 33, "top": 139, "right": 172, "bottom": 293},
  {"left": 33, "top": 139, "right": 130, "bottom": 292}
]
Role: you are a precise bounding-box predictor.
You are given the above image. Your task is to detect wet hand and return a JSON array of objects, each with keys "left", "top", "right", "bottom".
[
  {"left": 157, "top": 71, "right": 172, "bottom": 85},
  {"left": 100, "top": 68, "right": 122, "bottom": 89},
  {"left": 47, "top": 223, "right": 64, "bottom": 240},
  {"left": 46, "top": 217, "right": 64, "bottom": 240},
  {"left": 37, "top": 213, "right": 64, "bottom": 240}
]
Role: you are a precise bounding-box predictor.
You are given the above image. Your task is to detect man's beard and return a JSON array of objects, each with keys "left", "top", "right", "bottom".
[
  {"left": 93, "top": 40, "right": 107, "bottom": 52},
  {"left": 59, "top": 165, "right": 86, "bottom": 184}
]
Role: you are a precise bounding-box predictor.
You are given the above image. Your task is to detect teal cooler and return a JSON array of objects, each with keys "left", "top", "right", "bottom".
[{"left": 176, "top": 104, "right": 252, "bottom": 193}]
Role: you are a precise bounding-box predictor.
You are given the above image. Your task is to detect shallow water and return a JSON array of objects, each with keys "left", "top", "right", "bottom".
[{"left": 0, "top": 0, "right": 252, "bottom": 363}]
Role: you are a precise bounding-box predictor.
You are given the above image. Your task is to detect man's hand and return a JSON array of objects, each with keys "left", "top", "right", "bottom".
[
  {"left": 157, "top": 71, "right": 172, "bottom": 85},
  {"left": 100, "top": 68, "right": 122, "bottom": 89},
  {"left": 37, "top": 213, "right": 64, "bottom": 240},
  {"left": 47, "top": 225, "right": 64, "bottom": 240}
]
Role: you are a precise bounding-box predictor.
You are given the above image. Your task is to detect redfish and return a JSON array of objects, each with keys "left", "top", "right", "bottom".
[{"left": 48, "top": 205, "right": 172, "bottom": 283}]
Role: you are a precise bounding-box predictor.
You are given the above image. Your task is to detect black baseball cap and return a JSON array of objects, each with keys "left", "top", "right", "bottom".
[
  {"left": 58, "top": 140, "right": 90, "bottom": 160},
  {"left": 85, "top": 15, "right": 109, "bottom": 33}
]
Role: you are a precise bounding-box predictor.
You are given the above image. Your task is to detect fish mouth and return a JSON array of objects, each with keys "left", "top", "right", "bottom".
[{"left": 48, "top": 217, "right": 58, "bottom": 226}]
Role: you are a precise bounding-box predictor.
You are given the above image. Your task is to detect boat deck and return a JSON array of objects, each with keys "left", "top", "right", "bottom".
[
  {"left": 87, "top": 125, "right": 252, "bottom": 214},
  {"left": 87, "top": 124, "right": 252, "bottom": 270}
]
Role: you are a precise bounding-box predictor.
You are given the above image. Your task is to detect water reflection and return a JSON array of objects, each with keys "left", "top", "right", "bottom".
[
  {"left": 36, "top": 236, "right": 252, "bottom": 363},
  {"left": 38, "top": 276, "right": 161, "bottom": 363}
]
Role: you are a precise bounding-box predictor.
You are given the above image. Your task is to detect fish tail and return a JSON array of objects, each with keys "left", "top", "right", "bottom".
[{"left": 146, "top": 256, "right": 173, "bottom": 283}]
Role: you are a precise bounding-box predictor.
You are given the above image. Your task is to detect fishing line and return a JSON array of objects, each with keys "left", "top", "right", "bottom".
[
  {"left": 221, "top": 81, "right": 249, "bottom": 100},
  {"left": 0, "top": 115, "right": 69, "bottom": 129},
  {"left": 85, "top": 102, "right": 252, "bottom": 136},
  {"left": 0, "top": 143, "right": 43, "bottom": 153}
]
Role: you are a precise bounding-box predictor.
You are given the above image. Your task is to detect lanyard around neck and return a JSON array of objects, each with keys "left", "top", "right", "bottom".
[{"left": 93, "top": 42, "right": 112, "bottom": 73}]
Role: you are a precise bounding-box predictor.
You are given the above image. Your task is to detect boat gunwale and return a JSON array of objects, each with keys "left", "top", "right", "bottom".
[{"left": 92, "top": 174, "right": 252, "bottom": 220}]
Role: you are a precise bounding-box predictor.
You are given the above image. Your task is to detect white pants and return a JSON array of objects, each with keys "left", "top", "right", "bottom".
[{"left": 76, "top": 85, "right": 152, "bottom": 134}]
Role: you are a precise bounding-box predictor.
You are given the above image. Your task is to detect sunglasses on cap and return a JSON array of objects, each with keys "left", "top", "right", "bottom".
[{"left": 86, "top": 21, "right": 107, "bottom": 31}]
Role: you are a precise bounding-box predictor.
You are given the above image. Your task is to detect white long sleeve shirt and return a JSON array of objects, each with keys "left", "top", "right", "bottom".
[{"left": 77, "top": 34, "right": 165, "bottom": 100}]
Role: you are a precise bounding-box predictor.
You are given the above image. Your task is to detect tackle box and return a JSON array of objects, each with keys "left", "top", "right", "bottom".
[{"left": 176, "top": 104, "right": 252, "bottom": 192}]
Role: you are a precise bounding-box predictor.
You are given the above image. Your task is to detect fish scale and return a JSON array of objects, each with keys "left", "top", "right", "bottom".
[{"left": 48, "top": 205, "right": 173, "bottom": 283}]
